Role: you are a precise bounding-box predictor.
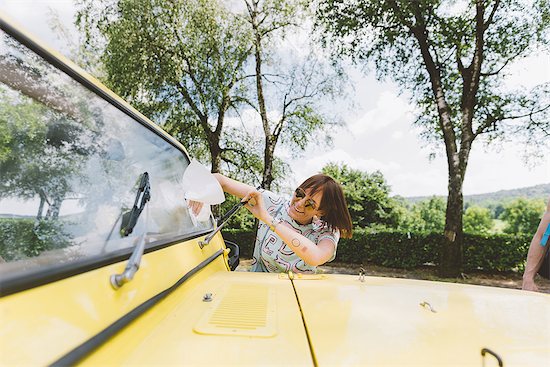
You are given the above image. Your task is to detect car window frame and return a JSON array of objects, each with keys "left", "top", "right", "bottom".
[{"left": 0, "top": 17, "right": 213, "bottom": 297}]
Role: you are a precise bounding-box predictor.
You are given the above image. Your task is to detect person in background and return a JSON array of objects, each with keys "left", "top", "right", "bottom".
[
  {"left": 522, "top": 196, "right": 550, "bottom": 292},
  {"left": 189, "top": 173, "right": 353, "bottom": 273}
]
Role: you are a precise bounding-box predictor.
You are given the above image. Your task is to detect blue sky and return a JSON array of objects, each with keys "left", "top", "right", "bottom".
[{"left": 2, "top": 0, "right": 549, "bottom": 197}]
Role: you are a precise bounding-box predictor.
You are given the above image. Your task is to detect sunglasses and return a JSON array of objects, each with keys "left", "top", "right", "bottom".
[{"left": 294, "top": 187, "right": 318, "bottom": 211}]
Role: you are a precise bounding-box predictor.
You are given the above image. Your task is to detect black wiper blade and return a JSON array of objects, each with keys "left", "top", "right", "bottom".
[
  {"left": 120, "top": 172, "right": 151, "bottom": 237},
  {"left": 198, "top": 185, "right": 261, "bottom": 248}
]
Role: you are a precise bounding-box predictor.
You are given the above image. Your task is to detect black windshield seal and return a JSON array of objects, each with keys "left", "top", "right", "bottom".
[{"left": 0, "top": 228, "right": 212, "bottom": 297}]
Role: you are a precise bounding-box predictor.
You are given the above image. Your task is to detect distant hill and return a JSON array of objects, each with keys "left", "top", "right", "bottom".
[{"left": 405, "top": 183, "right": 550, "bottom": 205}]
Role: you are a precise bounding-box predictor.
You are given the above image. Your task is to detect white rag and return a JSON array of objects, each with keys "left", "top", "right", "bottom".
[{"left": 181, "top": 159, "right": 225, "bottom": 223}]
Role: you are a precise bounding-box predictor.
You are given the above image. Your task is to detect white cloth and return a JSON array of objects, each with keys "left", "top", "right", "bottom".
[{"left": 181, "top": 159, "right": 225, "bottom": 222}]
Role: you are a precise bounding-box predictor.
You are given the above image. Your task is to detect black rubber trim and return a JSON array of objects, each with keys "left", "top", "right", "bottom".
[
  {"left": 0, "top": 17, "right": 187, "bottom": 154},
  {"left": 0, "top": 229, "right": 212, "bottom": 297},
  {"left": 49, "top": 249, "right": 224, "bottom": 367}
]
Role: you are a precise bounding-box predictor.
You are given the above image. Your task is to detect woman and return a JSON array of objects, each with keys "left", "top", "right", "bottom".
[
  {"left": 190, "top": 173, "right": 353, "bottom": 273},
  {"left": 522, "top": 196, "right": 550, "bottom": 292}
]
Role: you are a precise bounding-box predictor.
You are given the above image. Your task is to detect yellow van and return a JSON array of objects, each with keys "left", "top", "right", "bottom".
[{"left": 1, "top": 15, "right": 549, "bottom": 366}]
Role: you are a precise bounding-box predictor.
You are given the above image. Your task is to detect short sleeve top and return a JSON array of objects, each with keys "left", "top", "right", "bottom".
[{"left": 250, "top": 189, "right": 340, "bottom": 273}]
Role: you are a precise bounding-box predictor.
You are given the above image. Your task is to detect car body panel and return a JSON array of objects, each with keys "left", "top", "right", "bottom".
[
  {"left": 79, "top": 271, "right": 313, "bottom": 366},
  {"left": 291, "top": 273, "right": 550, "bottom": 366},
  {"left": 0, "top": 234, "right": 229, "bottom": 365}
]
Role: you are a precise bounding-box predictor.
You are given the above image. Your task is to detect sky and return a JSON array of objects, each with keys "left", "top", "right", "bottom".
[{"left": 2, "top": 0, "right": 549, "bottom": 197}]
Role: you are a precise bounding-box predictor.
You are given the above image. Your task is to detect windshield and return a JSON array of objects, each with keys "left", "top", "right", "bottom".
[{"left": 0, "top": 29, "right": 212, "bottom": 279}]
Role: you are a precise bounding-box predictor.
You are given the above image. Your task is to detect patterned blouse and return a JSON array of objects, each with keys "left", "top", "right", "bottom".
[{"left": 250, "top": 189, "right": 339, "bottom": 273}]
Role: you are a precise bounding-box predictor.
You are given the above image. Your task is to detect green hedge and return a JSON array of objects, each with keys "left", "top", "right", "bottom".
[
  {"left": 222, "top": 229, "right": 257, "bottom": 259},
  {"left": 222, "top": 228, "right": 531, "bottom": 272},
  {"left": 0, "top": 218, "right": 72, "bottom": 261},
  {"left": 1, "top": 219, "right": 529, "bottom": 273}
]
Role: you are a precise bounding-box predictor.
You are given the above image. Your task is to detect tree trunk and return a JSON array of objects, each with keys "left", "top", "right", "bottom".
[
  {"left": 210, "top": 143, "right": 222, "bottom": 174},
  {"left": 247, "top": 0, "right": 275, "bottom": 191},
  {"left": 209, "top": 137, "right": 222, "bottom": 218},
  {"left": 45, "top": 195, "right": 63, "bottom": 219},
  {"left": 262, "top": 139, "right": 275, "bottom": 190},
  {"left": 36, "top": 192, "right": 46, "bottom": 220},
  {"left": 440, "top": 174, "right": 464, "bottom": 277}
]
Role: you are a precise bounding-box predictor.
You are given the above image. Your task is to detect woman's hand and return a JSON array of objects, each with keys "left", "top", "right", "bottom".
[
  {"left": 522, "top": 276, "right": 538, "bottom": 292},
  {"left": 187, "top": 199, "right": 204, "bottom": 216},
  {"left": 242, "top": 189, "right": 269, "bottom": 223}
]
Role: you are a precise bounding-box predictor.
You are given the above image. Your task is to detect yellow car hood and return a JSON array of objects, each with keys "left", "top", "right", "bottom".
[
  {"left": 291, "top": 273, "right": 550, "bottom": 367},
  {"left": 78, "top": 271, "right": 549, "bottom": 367},
  {"left": 3, "top": 263, "right": 550, "bottom": 366}
]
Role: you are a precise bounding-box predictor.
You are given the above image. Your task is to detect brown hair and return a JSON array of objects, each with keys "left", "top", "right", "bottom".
[{"left": 299, "top": 174, "right": 353, "bottom": 239}]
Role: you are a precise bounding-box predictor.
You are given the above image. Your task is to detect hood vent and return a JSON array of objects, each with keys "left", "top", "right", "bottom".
[{"left": 194, "top": 284, "right": 277, "bottom": 337}]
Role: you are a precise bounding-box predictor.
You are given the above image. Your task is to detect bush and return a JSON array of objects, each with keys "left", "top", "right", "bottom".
[
  {"left": 0, "top": 218, "right": 72, "bottom": 261},
  {"left": 223, "top": 228, "right": 531, "bottom": 273},
  {"left": 222, "top": 229, "right": 257, "bottom": 259},
  {"left": 335, "top": 229, "right": 441, "bottom": 269},
  {"left": 462, "top": 233, "right": 530, "bottom": 272}
]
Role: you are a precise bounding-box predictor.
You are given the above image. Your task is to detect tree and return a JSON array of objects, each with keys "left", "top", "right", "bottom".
[
  {"left": 321, "top": 163, "right": 399, "bottom": 228},
  {"left": 0, "top": 76, "right": 93, "bottom": 220},
  {"left": 316, "top": 0, "right": 549, "bottom": 276},
  {"left": 404, "top": 197, "right": 447, "bottom": 232},
  {"left": 243, "top": 0, "right": 346, "bottom": 190},
  {"left": 77, "top": 0, "right": 260, "bottom": 174},
  {"left": 501, "top": 198, "right": 546, "bottom": 234},
  {"left": 463, "top": 205, "right": 493, "bottom": 234}
]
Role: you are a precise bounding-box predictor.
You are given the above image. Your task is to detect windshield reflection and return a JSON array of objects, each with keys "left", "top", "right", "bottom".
[{"left": 0, "top": 30, "right": 211, "bottom": 276}]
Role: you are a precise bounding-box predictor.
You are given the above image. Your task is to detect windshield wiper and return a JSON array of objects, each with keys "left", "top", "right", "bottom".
[
  {"left": 199, "top": 185, "right": 261, "bottom": 248},
  {"left": 111, "top": 172, "right": 151, "bottom": 289},
  {"left": 120, "top": 172, "right": 151, "bottom": 236}
]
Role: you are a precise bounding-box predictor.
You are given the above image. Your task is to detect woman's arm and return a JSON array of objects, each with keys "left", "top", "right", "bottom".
[
  {"left": 243, "top": 189, "right": 336, "bottom": 266},
  {"left": 522, "top": 198, "right": 550, "bottom": 291},
  {"left": 213, "top": 173, "right": 253, "bottom": 199},
  {"left": 270, "top": 223, "right": 336, "bottom": 266},
  {"left": 187, "top": 173, "right": 253, "bottom": 215}
]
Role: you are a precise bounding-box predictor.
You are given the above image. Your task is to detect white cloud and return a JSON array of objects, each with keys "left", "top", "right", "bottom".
[
  {"left": 503, "top": 53, "right": 550, "bottom": 91},
  {"left": 289, "top": 148, "right": 402, "bottom": 188},
  {"left": 348, "top": 91, "right": 414, "bottom": 135},
  {"left": 2, "top": 0, "right": 78, "bottom": 53},
  {"left": 391, "top": 130, "right": 404, "bottom": 140}
]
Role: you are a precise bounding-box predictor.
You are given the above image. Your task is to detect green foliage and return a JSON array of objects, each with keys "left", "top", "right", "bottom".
[
  {"left": 414, "top": 197, "right": 446, "bottom": 232},
  {"left": 0, "top": 218, "right": 72, "bottom": 261},
  {"left": 321, "top": 163, "right": 400, "bottom": 228},
  {"left": 315, "top": 0, "right": 550, "bottom": 276},
  {"left": 462, "top": 233, "right": 530, "bottom": 273},
  {"left": 225, "top": 228, "right": 531, "bottom": 273},
  {"left": 315, "top": 0, "right": 549, "bottom": 147},
  {"left": 77, "top": 0, "right": 262, "bottom": 174},
  {"left": 222, "top": 229, "right": 257, "bottom": 259},
  {"left": 500, "top": 198, "right": 546, "bottom": 234},
  {"left": 0, "top": 87, "right": 94, "bottom": 218},
  {"left": 220, "top": 195, "right": 257, "bottom": 232},
  {"left": 463, "top": 206, "right": 493, "bottom": 234},
  {"left": 398, "top": 197, "right": 446, "bottom": 232},
  {"left": 337, "top": 229, "right": 440, "bottom": 269}
]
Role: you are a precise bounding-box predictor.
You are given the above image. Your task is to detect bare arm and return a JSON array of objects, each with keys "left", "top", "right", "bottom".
[
  {"left": 187, "top": 173, "right": 253, "bottom": 215},
  {"left": 213, "top": 173, "right": 254, "bottom": 199},
  {"left": 522, "top": 197, "right": 550, "bottom": 292},
  {"left": 243, "top": 189, "right": 336, "bottom": 266}
]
